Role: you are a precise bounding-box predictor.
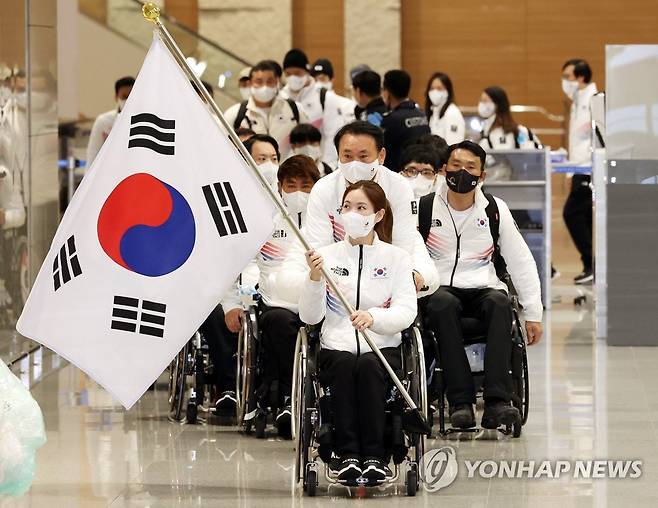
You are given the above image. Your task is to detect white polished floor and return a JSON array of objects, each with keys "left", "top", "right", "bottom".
[{"left": 2, "top": 282, "right": 658, "bottom": 507}]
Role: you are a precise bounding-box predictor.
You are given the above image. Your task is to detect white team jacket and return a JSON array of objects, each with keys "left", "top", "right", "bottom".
[
  {"left": 86, "top": 109, "right": 118, "bottom": 167},
  {"left": 479, "top": 115, "right": 540, "bottom": 150},
  {"left": 568, "top": 82, "right": 598, "bottom": 164},
  {"left": 279, "top": 166, "right": 439, "bottom": 300},
  {"left": 424, "top": 182, "right": 543, "bottom": 322},
  {"left": 224, "top": 96, "right": 309, "bottom": 156},
  {"left": 222, "top": 210, "right": 306, "bottom": 313},
  {"left": 281, "top": 79, "right": 356, "bottom": 167},
  {"left": 429, "top": 103, "right": 465, "bottom": 145},
  {"left": 299, "top": 235, "right": 418, "bottom": 355}
]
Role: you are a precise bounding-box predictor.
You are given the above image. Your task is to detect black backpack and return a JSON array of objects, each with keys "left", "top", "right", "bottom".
[
  {"left": 233, "top": 98, "right": 301, "bottom": 130},
  {"left": 418, "top": 191, "right": 509, "bottom": 281}
]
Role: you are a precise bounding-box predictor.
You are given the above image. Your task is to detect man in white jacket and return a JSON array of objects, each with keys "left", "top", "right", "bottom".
[
  {"left": 279, "top": 49, "right": 355, "bottom": 168},
  {"left": 220, "top": 154, "right": 321, "bottom": 437},
  {"left": 561, "top": 58, "right": 597, "bottom": 284},
  {"left": 292, "top": 121, "right": 438, "bottom": 295},
  {"left": 420, "top": 141, "right": 543, "bottom": 430}
]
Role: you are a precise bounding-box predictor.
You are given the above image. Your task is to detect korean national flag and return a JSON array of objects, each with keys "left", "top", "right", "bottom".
[{"left": 17, "top": 33, "right": 276, "bottom": 408}]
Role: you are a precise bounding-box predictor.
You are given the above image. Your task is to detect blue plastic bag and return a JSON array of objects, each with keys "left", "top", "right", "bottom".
[{"left": 0, "top": 360, "right": 46, "bottom": 496}]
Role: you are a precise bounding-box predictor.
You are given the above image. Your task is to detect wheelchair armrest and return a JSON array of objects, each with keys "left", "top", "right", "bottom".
[
  {"left": 305, "top": 322, "right": 322, "bottom": 345},
  {"left": 401, "top": 326, "right": 416, "bottom": 345}
]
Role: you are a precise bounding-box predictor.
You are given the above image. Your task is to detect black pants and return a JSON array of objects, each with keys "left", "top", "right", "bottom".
[
  {"left": 563, "top": 174, "right": 593, "bottom": 271},
  {"left": 319, "top": 347, "right": 401, "bottom": 459},
  {"left": 258, "top": 302, "right": 301, "bottom": 402},
  {"left": 424, "top": 287, "right": 512, "bottom": 405},
  {"left": 199, "top": 305, "right": 237, "bottom": 392}
]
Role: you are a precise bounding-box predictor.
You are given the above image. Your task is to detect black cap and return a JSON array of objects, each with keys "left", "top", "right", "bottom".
[
  {"left": 311, "top": 58, "right": 334, "bottom": 79},
  {"left": 283, "top": 48, "right": 309, "bottom": 71}
]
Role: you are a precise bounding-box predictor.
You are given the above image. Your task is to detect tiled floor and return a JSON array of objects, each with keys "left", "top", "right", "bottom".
[{"left": 2, "top": 280, "right": 657, "bottom": 507}]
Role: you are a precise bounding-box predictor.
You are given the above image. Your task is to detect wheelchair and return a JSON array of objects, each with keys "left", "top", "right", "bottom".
[
  {"left": 291, "top": 324, "right": 428, "bottom": 497},
  {"left": 425, "top": 287, "right": 530, "bottom": 438},
  {"left": 235, "top": 298, "right": 291, "bottom": 437},
  {"left": 168, "top": 330, "right": 215, "bottom": 424}
]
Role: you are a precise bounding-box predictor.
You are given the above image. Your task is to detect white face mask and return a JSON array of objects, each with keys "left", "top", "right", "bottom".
[
  {"left": 292, "top": 144, "right": 322, "bottom": 162},
  {"left": 337, "top": 159, "right": 379, "bottom": 183},
  {"left": 239, "top": 87, "right": 251, "bottom": 101},
  {"left": 561, "top": 78, "right": 579, "bottom": 98},
  {"left": 282, "top": 190, "right": 309, "bottom": 215},
  {"left": 286, "top": 75, "right": 307, "bottom": 92},
  {"left": 315, "top": 81, "right": 333, "bottom": 91},
  {"left": 117, "top": 98, "right": 126, "bottom": 111},
  {"left": 257, "top": 160, "right": 279, "bottom": 187},
  {"left": 341, "top": 211, "right": 376, "bottom": 240},
  {"left": 428, "top": 89, "right": 448, "bottom": 108},
  {"left": 408, "top": 175, "right": 436, "bottom": 198},
  {"left": 251, "top": 85, "right": 278, "bottom": 103},
  {"left": 478, "top": 101, "right": 496, "bottom": 119}
]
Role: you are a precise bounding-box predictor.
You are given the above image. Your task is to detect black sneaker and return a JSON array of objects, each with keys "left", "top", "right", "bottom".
[
  {"left": 214, "top": 391, "right": 237, "bottom": 417},
  {"left": 361, "top": 457, "right": 388, "bottom": 482},
  {"left": 275, "top": 398, "right": 292, "bottom": 439},
  {"left": 335, "top": 456, "right": 362, "bottom": 482},
  {"left": 449, "top": 404, "right": 476, "bottom": 429},
  {"left": 481, "top": 400, "right": 520, "bottom": 429},
  {"left": 574, "top": 269, "right": 593, "bottom": 285}
]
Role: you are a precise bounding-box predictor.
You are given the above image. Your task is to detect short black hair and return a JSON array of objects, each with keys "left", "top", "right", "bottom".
[
  {"left": 334, "top": 120, "right": 385, "bottom": 152},
  {"left": 399, "top": 145, "right": 441, "bottom": 172},
  {"left": 251, "top": 60, "right": 280, "bottom": 78},
  {"left": 383, "top": 70, "right": 411, "bottom": 99},
  {"left": 236, "top": 127, "right": 255, "bottom": 139},
  {"left": 290, "top": 123, "right": 322, "bottom": 145},
  {"left": 447, "top": 140, "right": 487, "bottom": 169},
  {"left": 115, "top": 76, "right": 135, "bottom": 94},
  {"left": 352, "top": 70, "right": 381, "bottom": 98},
  {"left": 243, "top": 133, "right": 281, "bottom": 160},
  {"left": 411, "top": 133, "right": 449, "bottom": 166},
  {"left": 562, "top": 58, "right": 592, "bottom": 83}
]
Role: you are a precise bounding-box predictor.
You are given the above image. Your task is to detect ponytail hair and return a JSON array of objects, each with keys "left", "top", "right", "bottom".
[{"left": 341, "top": 180, "right": 394, "bottom": 244}]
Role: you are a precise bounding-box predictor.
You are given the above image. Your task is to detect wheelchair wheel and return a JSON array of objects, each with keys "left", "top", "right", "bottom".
[
  {"left": 408, "top": 328, "right": 428, "bottom": 460},
  {"left": 168, "top": 342, "right": 189, "bottom": 422},
  {"left": 406, "top": 464, "right": 418, "bottom": 497},
  {"left": 306, "top": 470, "right": 317, "bottom": 497},
  {"left": 295, "top": 328, "right": 316, "bottom": 492},
  {"left": 236, "top": 308, "right": 258, "bottom": 428}
]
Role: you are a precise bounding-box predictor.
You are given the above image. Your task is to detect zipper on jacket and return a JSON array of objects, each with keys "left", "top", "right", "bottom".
[
  {"left": 449, "top": 234, "right": 461, "bottom": 286},
  {"left": 354, "top": 245, "right": 364, "bottom": 357},
  {"left": 297, "top": 212, "right": 302, "bottom": 228}
]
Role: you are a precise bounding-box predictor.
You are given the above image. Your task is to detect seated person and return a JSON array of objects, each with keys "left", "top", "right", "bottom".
[
  {"left": 289, "top": 123, "right": 333, "bottom": 176},
  {"left": 421, "top": 140, "right": 543, "bottom": 430},
  {"left": 399, "top": 144, "right": 446, "bottom": 200},
  {"left": 300, "top": 181, "right": 417, "bottom": 482},
  {"left": 222, "top": 154, "right": 321, "bottom": 437}
]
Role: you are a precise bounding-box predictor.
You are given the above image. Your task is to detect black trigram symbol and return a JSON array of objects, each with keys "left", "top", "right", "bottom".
[
  {"left": 128, "top": 113, "right": 175, "bottom": 155},
  {"left": 202, "top": 181, "right": 248, "bottom": 237},
  {"left": 111, "top": 296, "right": 166, "bottom": 338},
  {"left": 53, "top": 236, "right": 82, "bottom": 291}
]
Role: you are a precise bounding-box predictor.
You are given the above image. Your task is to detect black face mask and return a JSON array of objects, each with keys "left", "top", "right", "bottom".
[{"left": 446, "top": 168, "right": 480, "bottom": 194}]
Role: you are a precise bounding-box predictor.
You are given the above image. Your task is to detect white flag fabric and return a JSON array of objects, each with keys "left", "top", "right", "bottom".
[{"left": 17, "top": 33, "right": 275, "bottom": 408}]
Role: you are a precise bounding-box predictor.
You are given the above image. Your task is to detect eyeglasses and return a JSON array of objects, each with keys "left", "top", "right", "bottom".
[{"left": 401, "top": 168, "right": 436, "bottom": 179}]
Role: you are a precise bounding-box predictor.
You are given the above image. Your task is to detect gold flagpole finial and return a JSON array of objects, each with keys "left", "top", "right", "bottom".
[{"left": 142, "top": 2, "right": 161, "bottom": 22}]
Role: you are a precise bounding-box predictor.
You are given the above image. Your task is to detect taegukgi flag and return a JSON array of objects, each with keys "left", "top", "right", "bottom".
[{"left": 17, "top": 33, "right": 276, "bottom": 408}]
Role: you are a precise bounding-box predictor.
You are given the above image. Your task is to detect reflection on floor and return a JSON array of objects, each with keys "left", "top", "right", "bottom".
[{"left": 2, "top": 282, "right": 658, "bottom": 508}]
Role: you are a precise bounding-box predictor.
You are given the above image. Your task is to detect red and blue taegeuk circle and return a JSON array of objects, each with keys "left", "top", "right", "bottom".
[{"left": 97, "top": 173, "right": 196, "bottom": 277}]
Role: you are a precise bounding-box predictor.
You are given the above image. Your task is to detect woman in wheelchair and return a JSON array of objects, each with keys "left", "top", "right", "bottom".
[{"left": 300, "top": 181, "right": 417, "bottom": 482}]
